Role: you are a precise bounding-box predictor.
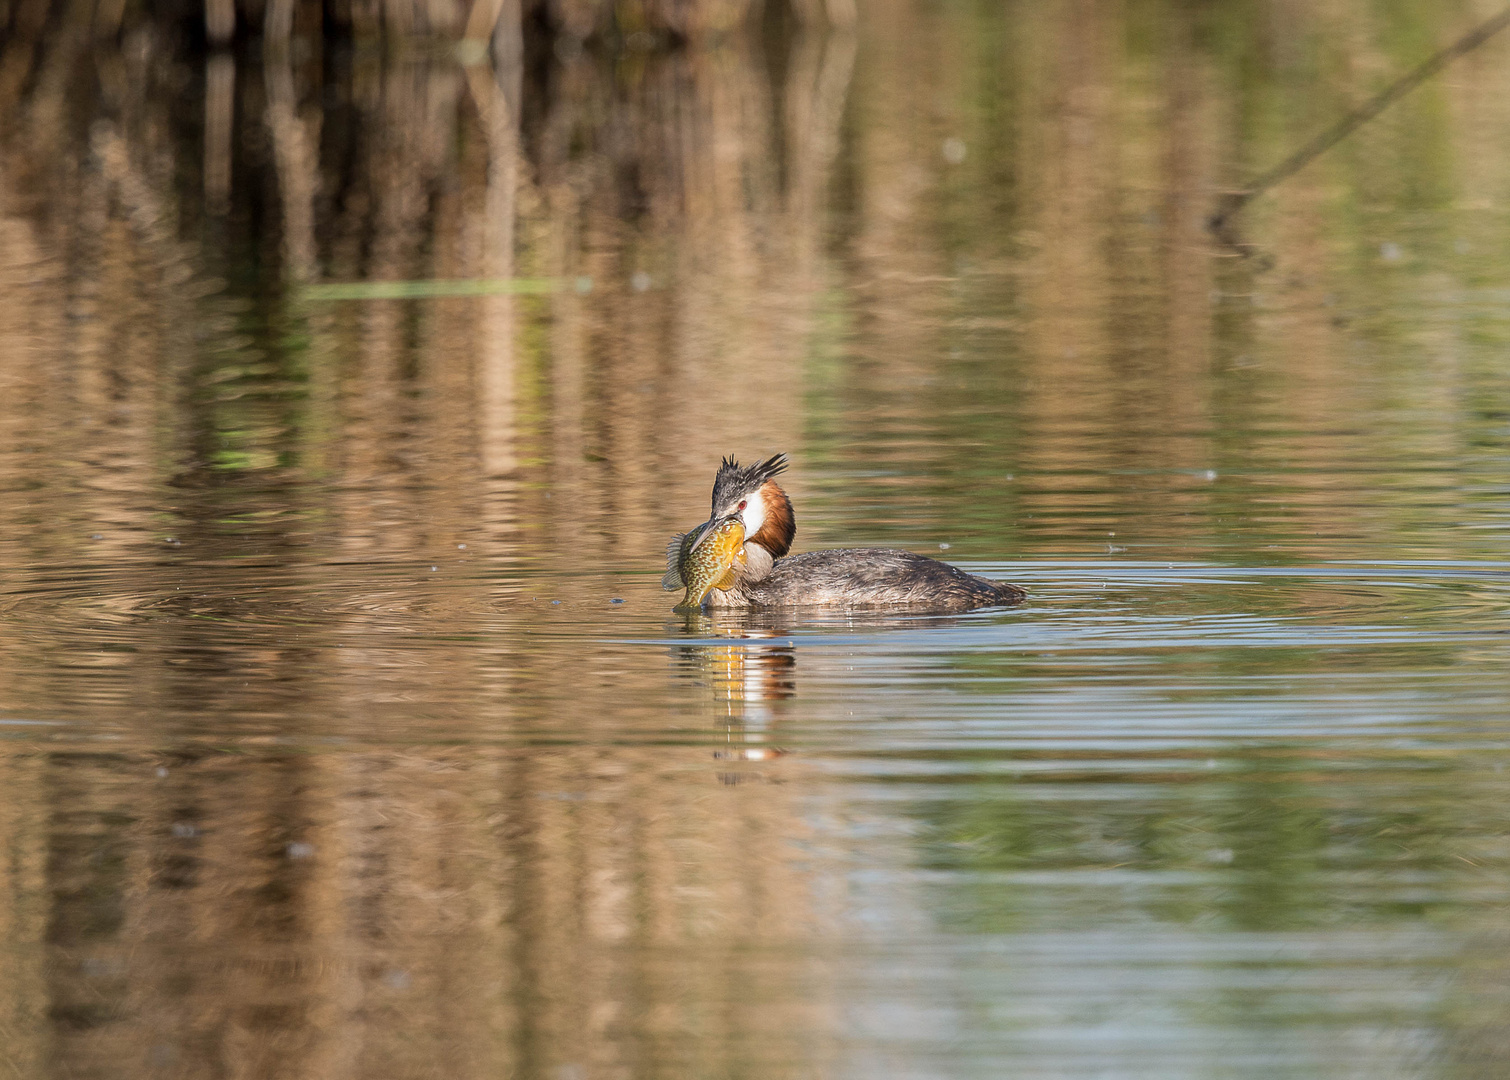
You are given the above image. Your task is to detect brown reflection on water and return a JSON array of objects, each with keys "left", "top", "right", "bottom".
[
  {"left": 3, "top": 3, "right": 1509, "bottom": 563},
  {"left": 2, "top": 740, "right": 831, "bottom": 1077},
  {"left": 0, "top": 18, "right": 857, "bottom": 578},
  {"left": 4, "top": 0, "right": 1510, "bottom": 1075}
]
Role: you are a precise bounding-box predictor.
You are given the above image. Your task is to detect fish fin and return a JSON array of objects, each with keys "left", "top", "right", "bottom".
[
  {"left": 713, "top": 565, "right": 738, "bottom": 591},
  {"left": 662, "top": 532, "right": 687, "bottom": 590}
]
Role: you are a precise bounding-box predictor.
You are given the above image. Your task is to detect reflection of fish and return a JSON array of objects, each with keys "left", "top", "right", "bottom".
[{"left": 665, "top": 517, "right": 745, "bottom": 610}]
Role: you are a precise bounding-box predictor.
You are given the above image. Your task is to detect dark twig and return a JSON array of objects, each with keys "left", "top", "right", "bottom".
[{"left": 1209, "top": 5, "right": 1510, "bottom": 245}]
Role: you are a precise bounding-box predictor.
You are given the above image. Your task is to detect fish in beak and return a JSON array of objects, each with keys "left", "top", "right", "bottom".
[{"left": 666, "top": 515, "right": 746, "bottom": 611}]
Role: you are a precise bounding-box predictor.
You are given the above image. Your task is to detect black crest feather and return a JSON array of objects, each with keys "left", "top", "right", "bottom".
[{"left": 710, "top": 453, "right": 788, "bottom": 515}]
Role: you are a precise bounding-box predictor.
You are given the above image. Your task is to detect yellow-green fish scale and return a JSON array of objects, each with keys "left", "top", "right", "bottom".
[{"left": 676, "top": 520, "right": 745, "bottom": 610}]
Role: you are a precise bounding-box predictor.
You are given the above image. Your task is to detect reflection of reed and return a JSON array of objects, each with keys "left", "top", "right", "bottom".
[
  {"left": 0, "top": 1, "right": 857, "bottom": 562},
  {"left": 0, "top": 15, "right": 851, "bottom": 1073},
  {"left": 6, "top": 0, "right": 1510, "bottom": 1071},
  {"left": 264, "top": 46, "right": 319, "bottom": 282},
  {"left": 465, "top": 49, "right": 522, "bottom": 477},
  {"left": 817, "top": 0, "right": 1510, "bottom": 557},
  {"left": 204, "top": 55, "right": 235, "bottom": 214},
  {"left": 0, "top": 735, "right": 832, "bottom": 1077}
]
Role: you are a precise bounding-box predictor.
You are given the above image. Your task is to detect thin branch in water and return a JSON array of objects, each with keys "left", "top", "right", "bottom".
[{"left": 1209, "top": 5, "right": 1510, "bottom": 248}]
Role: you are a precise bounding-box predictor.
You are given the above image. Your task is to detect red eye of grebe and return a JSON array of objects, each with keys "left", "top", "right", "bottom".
[{"left": 738, "top": 500, "right": 747, "bottom": 511}]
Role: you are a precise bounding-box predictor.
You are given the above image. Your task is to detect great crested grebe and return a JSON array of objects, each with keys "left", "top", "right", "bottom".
[{"left": 663, "top": 454, "right": 1026, "bottom": 612}]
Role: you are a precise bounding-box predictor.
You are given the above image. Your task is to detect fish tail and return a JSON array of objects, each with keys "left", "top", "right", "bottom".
[{"left": 662, "top": 532, "right": 687, "bottom": 590}]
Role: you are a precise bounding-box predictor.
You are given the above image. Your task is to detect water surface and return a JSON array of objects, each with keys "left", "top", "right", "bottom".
[{"left": 3, "top": 1, "right": 1510, "bottom": 1076}]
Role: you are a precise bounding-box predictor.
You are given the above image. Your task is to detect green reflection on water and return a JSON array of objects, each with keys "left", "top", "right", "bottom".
[{"left": 4, "top": 0, "right": 1510, "bottom": 1076}]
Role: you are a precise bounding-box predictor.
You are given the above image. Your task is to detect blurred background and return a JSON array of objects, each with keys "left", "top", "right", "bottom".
[
  {"left": 4, "top": 0, "right": 1510, "bottom": 1076},
  {"left": 4, "top": 0, "right": 1508, "bottom": 566}
]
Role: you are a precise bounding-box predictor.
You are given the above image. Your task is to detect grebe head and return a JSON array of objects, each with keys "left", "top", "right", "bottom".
[{"left": 711, "top": 453, "right": 796, "bottom": 558}]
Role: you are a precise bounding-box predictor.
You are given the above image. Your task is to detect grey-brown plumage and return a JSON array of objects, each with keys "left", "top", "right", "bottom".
[{"left": 708, "top": 548, "right": 1026, "bottom": 612}]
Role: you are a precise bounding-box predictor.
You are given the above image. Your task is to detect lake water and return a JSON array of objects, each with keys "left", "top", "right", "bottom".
[{"left": 3, "top": 1, "right": 1510, "bottom": 1076}]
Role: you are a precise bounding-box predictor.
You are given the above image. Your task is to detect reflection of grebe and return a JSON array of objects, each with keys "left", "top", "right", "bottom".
[
  {"left": 664, "top": 455, "right": 1026, "bottom": 612},
  {"left": 675, "top": 630, "right": 796, "bottom": 724}
]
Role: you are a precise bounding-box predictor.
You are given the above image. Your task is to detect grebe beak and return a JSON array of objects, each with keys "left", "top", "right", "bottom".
[
  {"left": 688, "top": 512, "right": 740, "bottom": 548},
  {"left": 694, "top": 512, "right": 744, "bottom": 551}
]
